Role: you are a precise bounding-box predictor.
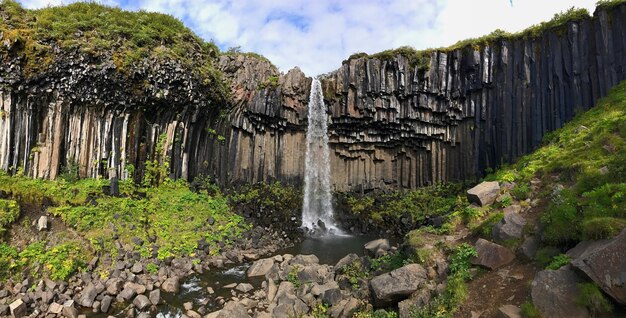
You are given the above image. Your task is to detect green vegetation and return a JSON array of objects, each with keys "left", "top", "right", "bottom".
[
  {"left": 545, "top": 254, "right": 571, "bottom": 270},
  {"left": 0, "top": 241, "right": 87, "bottom": 280},
  {"left": 258, "top": 75, "right": 280, "bottom": 89},
  {"left": 311, "top": 302, "right": 329, "bottom": 318},
  {"left": 576, "top": 282, "right": 613, "bottom": 317},
  {"left": 0, "top": 0, "right": 227, "bottom": 99},
  {"left": 341, "top": 261, "right": 369, "bottom": 290},
  {"left": 596, "top": 0, "right": 626, "bottom": 10},
  {"left": 0, "top": 171, "right": 250, "bottom": 263},
  {"left": 520, "top": 301, "right": 542, "bottom": 318},
  {"left": 146, "top": 263, "right": 159, "bottom": 274},
  {"left": 229, "top": 182, "right": 302, "bottom": 224},
  {"left": 0, "top": 199, "right": 19, "bottom": 237},
  {"left": 287, "top": 265, "right": 301, "bottom": 288},
  {"left": 409, "top": 243, "right": 477, "bottom": 318},
  {"left": 341, "top": 183, "right": 467, "bottom": 232},
  {"left": 485, "top": 80, "right": 626, "bottom": 246}
]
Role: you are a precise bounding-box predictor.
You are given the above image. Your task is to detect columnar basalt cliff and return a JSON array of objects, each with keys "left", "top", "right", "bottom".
[{"left": 0, "top": 4, "right": 625, "bottom": 191}]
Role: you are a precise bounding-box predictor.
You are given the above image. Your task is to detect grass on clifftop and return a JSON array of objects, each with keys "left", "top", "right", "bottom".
[
  {"left": 347, "top": 2, "right": 626, "bottom": 69},
  {"left": 0, "top": 0, "right": 224, "bottom": 83},
  {"left": 485, "top": 79, "right": 626, "bottom": 245}
]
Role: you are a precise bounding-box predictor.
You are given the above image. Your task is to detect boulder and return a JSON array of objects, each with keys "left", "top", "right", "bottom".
[
  {"left": 37, "top": 216, "right": 48, "bottom": 231},
  {"left": 364, "top": 239, "right": 391, "bottom": 258},
  {"left": 9, "top": 299, "right": 26, "bottom": 318},
  {"left": 471, "top": 238, "right": 515, "bottom": 270},
  {"left": 106, "top": 278, "right": 124, "bottom": 295},
  {"left": 334, "top": 253, "right": 360, "bottom": 272},
  {"left": 161, "top": 276, "right": 180, "bottom": 293},
  {"left": 77, "top": 283, "right": 98, "bottom": 307},
  {"left": 133, "top": 295, "right": 151, "bottom": 310},
  {"left": 235, "top": 283, "right": 254, "bottom": 293},
  {"left": 62, "top": 300, "right": 78, "bottom": 318},
  {"left": 124, "top": 282, "right": 146, "bottom": 295},
  {"left": 329, "top": 297, "right": 360, "bottom": 318},
  {"left": 247, "top": 258, "right": 275, "bottom": 277},
  {"left": 570, "top": 229, "right": 626, "bottom": 304},
  {"left": 289, "top": 254, "right": 319, "bottom": 266},
  {"left": 370, "top": 263, "right": 428, "bottom": 306},
  {"left": 502, "top": 205, "right": 521, "bottom": 214},
  {"left": 321, "top": 287, "right": 342, "bottom": 306},
  {"left": 130, "top": 262, "right": 143, "bottom": 274},
  {"left": 531, "top": 267, "right": 588, "bottom": 318},
  {"left": 492, "top": 212, "right": 526, "bottom": 242},
  {"left": 216, "top": 301, "right": 251, "bottom": 318},
  {"left": 519, "top": 236, "right": 538, "bottom": 260},
  {"left": 48, "top": 302, "right": 63, "bottom": 315},
  {"left": 496, "top": 305, "right": 521, "bottom": 318},
  {"left": 467, "top": 181, "right": 500, "bottom": 206},
  {"left": 149, "top": 289, "right": 160, "bottom": 305},
  {"left": 100, "top": 295, "right": 112, "bottom": 313},
  {"left": 117, "top": 286, "right": 136, "bottom": 302}
]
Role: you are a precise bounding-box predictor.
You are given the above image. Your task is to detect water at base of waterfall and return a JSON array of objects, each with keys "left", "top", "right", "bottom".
[{"left": 301, "top": 78, "right": 344, "bottom": 236}]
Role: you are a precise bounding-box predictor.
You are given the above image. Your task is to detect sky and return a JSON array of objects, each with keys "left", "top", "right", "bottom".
[{"left": 19, "top": 0, "right": 600, "bottom": 76}]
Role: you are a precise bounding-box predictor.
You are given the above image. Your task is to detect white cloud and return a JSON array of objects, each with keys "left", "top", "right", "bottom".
[{"left": 18, "top": 0, "right": 600, "bottom": 75}]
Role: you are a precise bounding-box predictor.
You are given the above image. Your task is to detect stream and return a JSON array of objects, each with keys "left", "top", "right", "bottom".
[{"left": 91, "top": 234, "right": 378, "bottom": 317}]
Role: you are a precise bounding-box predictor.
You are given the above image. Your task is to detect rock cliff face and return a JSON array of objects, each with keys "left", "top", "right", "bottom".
[{"left": 1, "top": 5, "right": 626, "bottom": 191}]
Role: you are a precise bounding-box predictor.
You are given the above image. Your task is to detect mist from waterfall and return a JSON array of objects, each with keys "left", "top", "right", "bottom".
[{"left": 301, "top": 78, "right": 342, "bottom": 235}]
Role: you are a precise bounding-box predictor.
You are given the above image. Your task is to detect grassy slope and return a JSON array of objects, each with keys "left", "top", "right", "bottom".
[{"left": 0, "top": 174, "right": 249, "bottom": 281}]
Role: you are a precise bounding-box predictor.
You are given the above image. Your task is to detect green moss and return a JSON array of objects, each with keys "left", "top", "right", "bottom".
[
  {"left": 471, "top": 211, "right": 504, "bottom": 239},
  {"left": 576, "top": 282, "right": 613, "bottom": 316},
  {"left": 520, "top": 301, "right": 541, "bottom": 318},
  {"left": 545, "top": 254, "right": 571, "bottom": 270},
  {"left": 596, "top": 0, "right": 626, "bottom": 10},
  {"left": 581, "top": 217, "right": 626, "bottom": 240}
]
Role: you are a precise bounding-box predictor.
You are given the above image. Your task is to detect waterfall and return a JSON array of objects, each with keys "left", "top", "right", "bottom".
[{"left": 301, "top": 78, "right": 342, "bottom": 235}]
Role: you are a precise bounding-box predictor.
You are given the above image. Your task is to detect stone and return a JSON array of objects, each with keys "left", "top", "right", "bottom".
[
  {"left": 496, "top": 305, "right": 521, "bottom": 318},
  {"left": 9, "top": 299, "right": 26, "bottom": 318},
  {"left": 519, "top": 236, "right": 538, "bottom": 260},
  {"left": 266, "top": 279, "right": 277, "bottom": 302},
  {"left": 235, "top": 283, "right": 254, "bottom": 293},
  {"left": 62, "top": 301, "right": 79, "bottom": 318},
  {"left": 130, "top": 262, "right": 143, "bottom": 274},
  {"left": 471, "top": 238, "right": 515, "bottom": 270},
  {"left": 161, "top": 276, "right": 180, "bottom": 293},
  {"left": 100, "top": 295, "right": 112, "bottom": 313},
  {"left": 370, "top": 263, "right": 428, "bottom": 306},
  {"left": 149, "top": 289, "right": 160, "bottom": 305},
  {"left": 289, "top": 254, "right": 319, "bottom": 266},
  {"left": 183, "top": 302, "right": 193, "bottom": 311},
  {"left": 570, "top": 229, "right": 626, "bottom": 304},
  {"left": 247, "top": 258, "right": 275, "bottom": 277},
  {"left": 364, "top": 239, "right": 391, "bottom": 258},
  {"left": 502, "top": 205, "right": 521, "bottom": 214},
  {"left": 216, "top": 301, "right": 250, "bottom": 318},
  {"left": 106, "top": 278, "right": 124, "bottom": 295},
  {"left": 531, "top": 267, "right": 588, "bottom": 318},
  {"left": 492, "top": 212, "right": 526, "bottom": 243},
  {"left": 467, "top": 182, "right": 500, "bottom": 206},
  {"left": 334, "top": 253, "right": 360, "bottom": 272},
  {"left": 321, "top": 288, "right": 342, "bottom": 306},
  {"left": 133, "top": 295, "right": 150, "bottom": 310},
  {"left": 124, "top": 282, "right": 146, "bottom": 295},
  {"left": 116, "top": 286, "right": 136, "bottom": 302},
  {"left": 78, "top": 283, "right": 98, "bottom": 307},
  {"left": 37, "top": 216, "right": 48, "bottom": 231},
  {"left": 48, "top": 302, "right": 63, "bottom": 314}
]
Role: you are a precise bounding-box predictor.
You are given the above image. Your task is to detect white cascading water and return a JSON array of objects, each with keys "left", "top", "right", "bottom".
[{"left": 301, "top": 78, "right": 342, "bottom": 235}]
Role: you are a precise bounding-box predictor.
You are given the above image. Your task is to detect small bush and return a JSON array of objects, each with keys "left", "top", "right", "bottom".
[
  {"left": 512, "top": 183, "right": 531, "bottom": 200},
  {"left": 581, "top": 217, "right": 626, "bottom": 240},
  {"left": 546, "top": 254, "right": 571, "bottom": 270},
  {"left": 535, "top": 246, "right": 561, "bottom": 266},
  {"left": 520, "top": 301, "right": 541, "bottom": 318},
  {"left": 0, "top": 199, "right": 20, "bottom": 237},
  {"left": 576, "top": 282, "right": 613, "bottom": 316},
  {"left": 472, "top": 212, "right": 504, "bottom": 238}
]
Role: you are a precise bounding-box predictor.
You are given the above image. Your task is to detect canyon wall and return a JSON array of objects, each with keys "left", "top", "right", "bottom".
[{"left": 0, "top": 5, "right": 625, "bottom": 191}]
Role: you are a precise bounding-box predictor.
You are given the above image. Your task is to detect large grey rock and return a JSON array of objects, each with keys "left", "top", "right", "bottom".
[
  {"left": 48, "top": 302, "right": 63, "bottom": 315},
  {"left": 133, "top": 295, "right": 151, "bottom": 310},
  {"left": 77, "top": 283, "right": 98, "bottom": 307},
  {"left": 247, "top": 258, "right": 275, "bottom": 277},
  {"left": 149, "top": 289, "right": 160, "bottom": 305},
  {"left": 235, "top": 283, "right": 254, "bottom": 293},
  {"left": 471, "top": 238, "right": 515, "bottom": 270},
  {"left": 570, "top": 229, "right": 626, "bottom": 304},
  {"left": 100, "top": 295, "right": 112, "bottom": 313},
  {"left": 364, "top": 239, "right": 391, "bottom": 258},
  {"left": 519, "top": 236, "right": 538, "bottom": 260},
  {"left": 106, "top": 278, "right": 124, "bottom": 295},
  {"left": 370, "top": 263, "right": 428, "bottom": 306},
  {"left": 289, "top": 254, "right": 319, "bottom": 266},
  {"left": 161, "top": 276, "right": 180, "bottom": 293},
  {"left": 216, "top": 301, "right": 251, "bottom": 318},
  {"left": 493, "top": 212, "right": 526, "bottom": 242},
  {"left": 9, "top": 299, "right": 26, "bottom": 318},
  {"left": 321, "top": 287, "right": 343, "bottom": 306},
  {"left": 467, "top": 181, "right": 500, "bottom": 206},
  {"left": 531, "top": 267, "right": 588, "bottom": 318},
  {"left": 62, "top": 300, "right": 78, "bottom": 318},
  {"left": 334, "top": 253, "right": 360, "bottom": 272}
]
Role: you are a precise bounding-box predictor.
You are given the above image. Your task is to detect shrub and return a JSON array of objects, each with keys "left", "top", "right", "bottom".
[
  {"left": 512, "top": 183, "right": 531, "bottom": 200},
  {"left": 546, "top": 254, "right": 571, "bottom": 270},
  {"left": 520, "top": 301, "right": 541, "bottom": 318},
  {"left": 472, "top": 212, "right": 504, "bottom": 239},
  {"left": 0, "top": 199, "right": 19, "bottom": 237},
  {"left": 581, "top": 217, "right": 626, "bottom": 240},
  {"left": 576, "top": 283, "right": 613, "bottom": 316}
]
